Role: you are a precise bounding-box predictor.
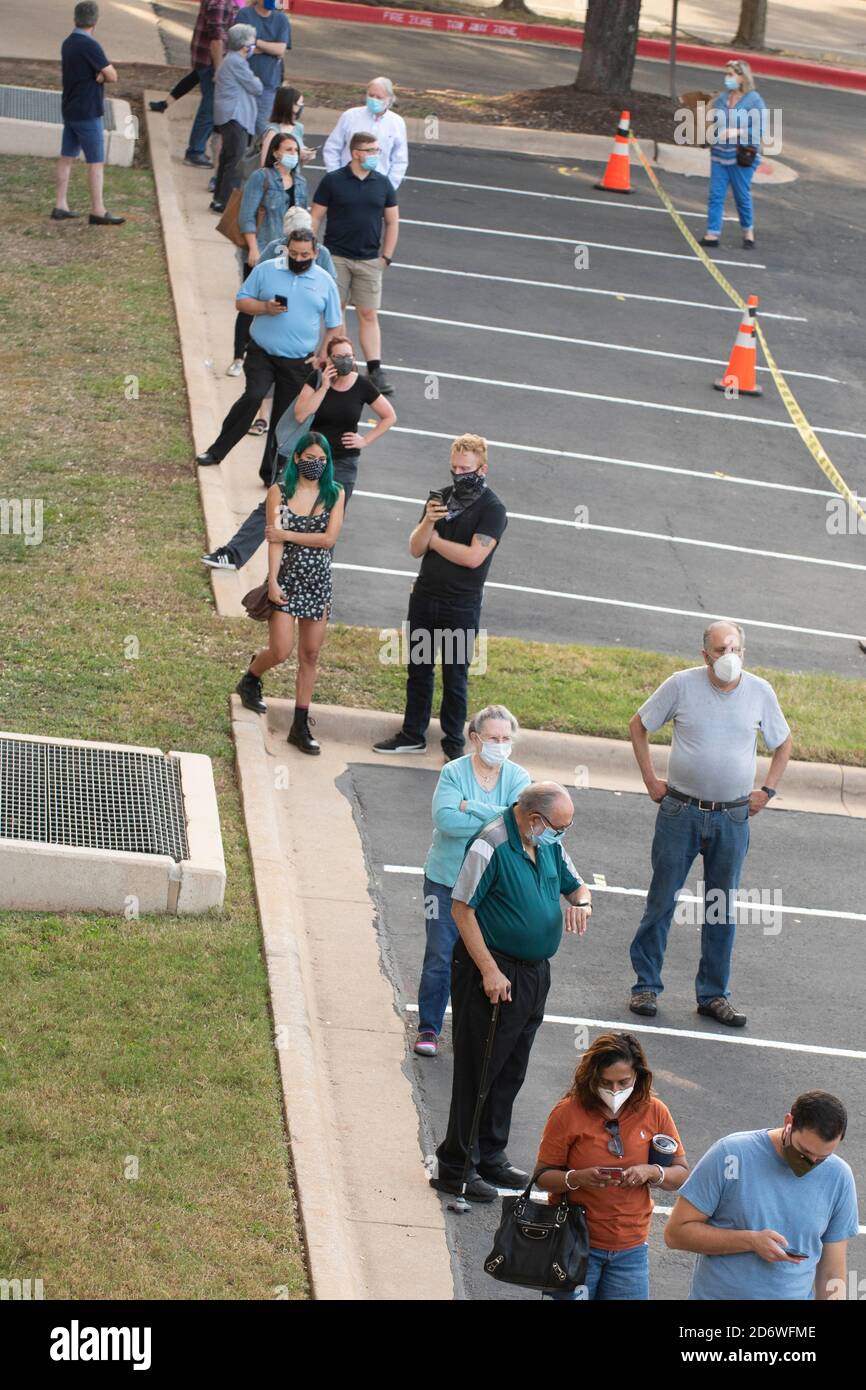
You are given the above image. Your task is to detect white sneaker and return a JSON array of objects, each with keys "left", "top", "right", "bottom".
[{"left": 226, "top": 358, "right": 244, "bottom": 377}]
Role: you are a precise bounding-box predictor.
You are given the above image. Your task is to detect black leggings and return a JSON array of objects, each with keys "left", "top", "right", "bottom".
[
  {"left": 214, "top": 120, "right": 249, "bottom": 207},
  {"left": 169, "top": 69, "right": 200, "bottom": 103}
]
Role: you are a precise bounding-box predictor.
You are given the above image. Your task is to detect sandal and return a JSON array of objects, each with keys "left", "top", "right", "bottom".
[{"left": 248, "top": 418, "right": 268, "bottom": 436}]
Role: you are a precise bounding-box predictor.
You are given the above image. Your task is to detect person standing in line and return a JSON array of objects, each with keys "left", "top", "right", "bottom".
[
  {"left": 627, "top": 620, "right": 792, "bottom": 1028},
  {"left": 53, "top": 2, "right": 124, "bottom": 226},
  {"left": 236, "top": 432, "right": 344, "bottom": 754},
  {"left": 184, "top": 0, "right": 236, "bottom": 170},
  {"left": 323, "top": 77, "right": 408, "bottom": 189},
  {"left": 209, "top": 24, "right": 262, "bottom": 213},
  {"left": 311, "top": 132, "right": 399, "bottom": 397},
  {"left": 535, "top": 1032, "right": 688, "bottom": 1301},
  {"left": 373, "top": 435, "right": 507, "bottom": 761},
  {"left": 666, "top": 1091, "right": 859, "bottom": 1301},
  {"left": 148, "top": 0, "right": 245, "bottom": 114},
  {"left": 235, "top": 0, "right": 291, "bottom": 137},
  {"left": 430, "top": 783, "right": 592, "bottom": 1203},
  {"left": 700, "top": 59, "right": 769, "bottom": 250},
  {"left": 414, "top": 705, "right": 530, "bottom": 1060},
  {"left": 259, "top": 86, "right": 314, "bottom": 166}
]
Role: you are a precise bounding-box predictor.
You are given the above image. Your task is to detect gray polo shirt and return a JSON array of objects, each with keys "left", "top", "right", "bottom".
[{"left": 638, "top": 666, "right": 790, "bottom": 802}]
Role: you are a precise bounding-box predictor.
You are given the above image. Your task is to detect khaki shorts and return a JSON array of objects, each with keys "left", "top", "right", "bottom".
[{"left": 333, "top": 255, "right": 384, "bottom": 310}]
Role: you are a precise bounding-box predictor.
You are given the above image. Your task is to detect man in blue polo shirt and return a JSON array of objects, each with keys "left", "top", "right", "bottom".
[
  {"left": 236, "top": 1, "right": 291, "bottom": 135},
  {"left": 312, "top": 131, "right": 399, "bottom": 397},
  {"left": 196, "top": 228, "right": 342, "bottom": 477},
  {"left": 431, "top": 782, "right": 593, "bottom": 1203},
  {"left": 53, "top": 2, "right": 124, "bottom": 225}
]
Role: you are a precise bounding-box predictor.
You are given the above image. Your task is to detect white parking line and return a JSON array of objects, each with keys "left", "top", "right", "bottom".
[
  {"left": 352, "top": 490, "right": 866, "bottom": 573},
  {"left": 403, "top": 1004, "right": 866, "bottom": 1061},
  {"left": 381, "top": 367, "right": 866, "bottom": 440},
  {"left": 402, "top": 173, "right": 740, "bottom": 222},
  {"left": 332, "top": 563, "right": 866, "bottom": 642},
  {"left": 382, "top": 867, "right": 866, "bottom": 924},
  {"left": 377, "top": 309, "right": 838, "bottom": 383},
  {"left": 392, "top": 264, "right": 808, "bottom": 321},
  {"left": 379, "top": 426, "right": 836, "bottom": 500},
  {"left": 401, "top": 218, "right": 767, "bottom": 268}
]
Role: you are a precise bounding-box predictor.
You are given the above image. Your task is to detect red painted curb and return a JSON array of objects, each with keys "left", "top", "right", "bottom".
[{"left": 286, "top": 0, "right": 866, "bottom": 92}]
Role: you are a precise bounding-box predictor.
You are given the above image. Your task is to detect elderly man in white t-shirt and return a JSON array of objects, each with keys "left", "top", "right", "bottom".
[
  {"left": 627, "top": 620, "right": 792, "bottom": 1028},
  {"left": 322, "top": 76, "right": 408, "bottom": 188}
]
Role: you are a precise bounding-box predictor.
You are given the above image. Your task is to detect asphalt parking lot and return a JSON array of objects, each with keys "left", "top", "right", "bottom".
[{"left": 344, "top": 760, "right": 866, "bottom": 1301}]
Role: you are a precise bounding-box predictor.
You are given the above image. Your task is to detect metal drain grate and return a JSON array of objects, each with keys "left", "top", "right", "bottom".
[
  {"left": 0, "top": 738, "right": 189, "bottom": 862},
  {"left": 0, "top": 84, "right": 117, "bottom": 131}
]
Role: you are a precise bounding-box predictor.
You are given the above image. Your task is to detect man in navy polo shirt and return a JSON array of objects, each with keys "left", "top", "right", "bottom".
[
  {"left": 53, "top": 2, "right": 124, "bottom": 225},
  {"left": 236, "top": 1, "right": 291, "bottom": 135},
  {"left": 430, "top": 782, "right": 593, "bottom": 1203},
  {"left": 311, "top": 131, "right": 399, "bottom": 397},
  {"left": 196, "top": 228, "right": 342, "bottom": 476}
]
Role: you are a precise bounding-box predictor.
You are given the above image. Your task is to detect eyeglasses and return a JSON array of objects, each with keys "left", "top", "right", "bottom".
[
  {"left": 540, "top": 813, "right": 574, "bottom": 834},
  {"left": 604, "top": 1119, "right": 624, "bottom": 1158}
]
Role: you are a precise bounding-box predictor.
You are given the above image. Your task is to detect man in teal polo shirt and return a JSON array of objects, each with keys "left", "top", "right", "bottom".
[{"left": 431, "top": 782, "right": 593, "bottom": 1202}]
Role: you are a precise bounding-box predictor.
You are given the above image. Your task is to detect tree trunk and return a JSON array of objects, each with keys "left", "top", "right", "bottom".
[
  {"left": 496, "top": 0, "right": 533, "bottom": 13},
  {"left": 732, "top": 0, "right": 768, "bottom": 48},
  {"left": 575, "top": 0, "right": 642, "bottom": 94}
]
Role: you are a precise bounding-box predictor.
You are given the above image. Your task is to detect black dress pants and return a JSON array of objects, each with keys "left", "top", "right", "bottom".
[
  {"left": 207, "top": 344, "right": 309, "bottom": 469},
  {"left": 213, "top": 119, "right": 250, "bottom": 207},
  {"left": 435, "top": 938, "right": 551, "bottom": 1180}
]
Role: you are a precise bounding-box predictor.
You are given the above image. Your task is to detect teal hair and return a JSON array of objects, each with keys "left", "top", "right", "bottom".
[{"left": 281, "top": 430, "right": 342, "bottom": 510}]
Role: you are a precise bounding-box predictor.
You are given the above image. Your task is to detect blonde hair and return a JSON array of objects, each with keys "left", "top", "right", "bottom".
[
  {"left": 451, "top": 433, "right": 488, "bottom": 465},
  {"left": 725, "top": 58, "right": 756, "bottom": 92}
]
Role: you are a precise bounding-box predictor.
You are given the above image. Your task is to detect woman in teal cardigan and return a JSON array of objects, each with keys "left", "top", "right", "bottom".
[{"left": 414, "top": 704, "right": 530, "bottom": 1059}]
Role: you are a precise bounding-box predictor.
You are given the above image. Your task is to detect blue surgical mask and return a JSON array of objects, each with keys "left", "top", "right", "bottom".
[
  {"left": 280, "top": 153, "right": 298, "bottom": 171},
  {"left": 479, "top": 740, "right": 512, "bottom": 767},
  {"left": 529, "top": 818, "right": 564, "bottom": 847},
  {"left": 366, "top": 96, "right": 385, "bottom": 115},
  {"left": 361, "top": 154, "right": 379, "bottom": 172},
  {"left": 724, "top": 75, "right": 739, "bottom": 90}
]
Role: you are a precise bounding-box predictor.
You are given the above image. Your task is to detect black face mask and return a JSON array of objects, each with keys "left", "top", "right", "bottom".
[
  {"left": 331, "top": 355, "right": 354, "bottom": 376},
  {"left": 450, "top": 469, "right": 486, "bottom": 499},
  {"left": 297, "top": 455, "right": 327, "bottom": 480},
  {"left": 288, "top": 256, "right": 313, "bottom": 274}
]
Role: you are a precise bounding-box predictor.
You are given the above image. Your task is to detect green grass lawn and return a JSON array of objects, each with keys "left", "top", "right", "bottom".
[{"left": 1, "top": 149, "right": 864, "bottom": 1299}]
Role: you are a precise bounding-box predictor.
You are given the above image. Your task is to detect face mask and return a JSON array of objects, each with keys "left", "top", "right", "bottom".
[
  {"left": 529, "top": 818, "right": 564, "bottom": 847},
  {"left": 781, "top": 1128, "right": 820, "bottom": 1178},
  {"left": 366, "top": 96, "right": 385, "bottom": 115},
  {"left": 450, "top": 469, "right": 486, "bottom": 499},
  {"left": 479, "top": 740, "right": 511, "bottom": 767},
  {"left": 724, "top": 75, "right": 739, "bottom": 89},
  {"left": 295, "top": 103, "right": 304, "bottom": 119},
  {"left": 361, "top": 154, "right": 379, "bottom": 172},
  {"left": 280, "top": 153, "right": 298, "bottom": 171},
  {"left": 297, "top": 455, "right": 327, "bottom": 480},
  {"left": 331, "top": 355, "right": 354, "bottom": 376},
  {"left": 712, "top": 651, "right": 742, "bottom": 683},
  {"left": 597, "top": 1083, "right": 635, "bottom": 1115},
  {"left": 287, "top": 256, "right": 313, "bottom": 274}
]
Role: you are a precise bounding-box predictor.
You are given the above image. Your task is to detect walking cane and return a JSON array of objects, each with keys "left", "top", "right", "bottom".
[{"left": 447, "top": 1000, "right": 500, "bottom": 1214}]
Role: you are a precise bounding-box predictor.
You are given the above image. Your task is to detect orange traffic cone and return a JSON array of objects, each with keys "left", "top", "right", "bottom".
[
  {"left": 713, "top": 295, "right": 763, "bottom": 396},
  {"left": 595, "top": 111, "right": 633, "bottom": 194}
]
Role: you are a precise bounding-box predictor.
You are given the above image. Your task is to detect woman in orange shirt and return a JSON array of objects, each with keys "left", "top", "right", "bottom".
[{"left": 535, "top": 1031, "right": 689, "bottom": 1300}]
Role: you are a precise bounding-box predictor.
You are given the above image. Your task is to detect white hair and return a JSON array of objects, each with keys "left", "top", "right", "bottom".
[
  {"left": 468, "top": 704, "right": 519, "bottom": 738},
  {"left": 369, "top": 76, "right": 396, "bottom": 108},
  {"left": 227, "top": 23, "right": 257, "bottom": 52},
  {"left": 282, "top": 206, "right": 312, "bottom": 236}
]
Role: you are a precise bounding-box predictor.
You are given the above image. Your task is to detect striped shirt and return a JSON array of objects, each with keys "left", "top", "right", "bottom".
[
  {"left": 452, "top": 806, "right": 583, "bottom": 961},
  {"left": 708, "top": 90, "right": 768, "bottom": 165}
]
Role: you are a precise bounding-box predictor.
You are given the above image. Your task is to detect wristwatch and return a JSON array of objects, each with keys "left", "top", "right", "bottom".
[
  {"left": 383, "top": 255, "right": 392, "bottom": 266},
  {"left": 761, "top": 785, "right": 777, "bottom": 799}
]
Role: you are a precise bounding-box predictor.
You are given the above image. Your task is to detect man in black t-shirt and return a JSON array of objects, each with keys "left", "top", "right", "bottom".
[
  {"left": 53, "top": 3, "right": 124, "bottom": 225},
  {"left": 374, "top": 434, "right": 508, "bottom": 760}
]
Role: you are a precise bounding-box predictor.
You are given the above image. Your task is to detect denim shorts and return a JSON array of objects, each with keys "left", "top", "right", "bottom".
[{"left": 61, "top": 117, "right": 105, "bottom": 164}]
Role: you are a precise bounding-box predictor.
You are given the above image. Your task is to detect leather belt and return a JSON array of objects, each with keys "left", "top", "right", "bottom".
[{"left": 667, "top": 787, "right": 750, "bottom": 812}]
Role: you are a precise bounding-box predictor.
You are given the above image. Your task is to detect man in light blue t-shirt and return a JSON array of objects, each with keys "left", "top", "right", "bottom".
[
  {"left": 666, "top": 1091, "right": 859, "bottom": 1300},
  {"left": 627, "top": 620, "right": 792, "bottom": 1028}
]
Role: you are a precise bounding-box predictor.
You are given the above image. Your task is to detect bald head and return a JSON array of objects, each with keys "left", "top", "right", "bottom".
[
  {"left": 517, "top": 782, "right": 574, "bottom": 826},
  {"left": 703, "top": 620, "right": 745, "bottom": 657}
]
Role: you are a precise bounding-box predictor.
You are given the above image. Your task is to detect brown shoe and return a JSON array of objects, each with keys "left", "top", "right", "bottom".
[
  {"left": 629, "top": 990, "right": 657, "bottom": 1017},
  {"left": 697, "top": 997, "right": 747, "bottom": 1027}
]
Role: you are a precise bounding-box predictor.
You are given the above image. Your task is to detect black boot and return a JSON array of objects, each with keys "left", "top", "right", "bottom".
[
  {"left": 288, "top": 708, "right": 320, "bottom": 755},
  {"left": 236, "top": 668, "right": 266, "bottom": 714}
]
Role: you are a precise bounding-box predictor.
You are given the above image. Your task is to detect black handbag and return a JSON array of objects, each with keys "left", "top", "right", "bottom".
[
  {"left": 736, "top": 143, "right": 758, "bottom": 167},
  {"left": 484, "top": 1168, "right": 590, "bottom": 1293}
]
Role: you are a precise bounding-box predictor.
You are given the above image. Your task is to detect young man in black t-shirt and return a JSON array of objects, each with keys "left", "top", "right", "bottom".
[{"left": 374, "top": 434, "right": 507, "bottom": 760}]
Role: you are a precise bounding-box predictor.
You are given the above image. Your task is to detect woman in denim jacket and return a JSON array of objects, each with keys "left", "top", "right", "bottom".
[{"left": 700, "top": 59, "right": 768, "bottom": 251}]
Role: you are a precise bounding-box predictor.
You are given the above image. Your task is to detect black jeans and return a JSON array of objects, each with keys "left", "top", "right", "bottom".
[
  {"left": 214, "top": 119, "right": 250, "bottom": 206},
  {"left": 436, "top": 939, "right": 550, "bottom": 1180},
  {"left": 401, "top": 586, "right": 482, "bottom": 752},
  {"left": 169, "top": 68, "right": 200, "bottom": 103},
  {"left": 207, "top": 344, "right": 309, "bottom": 471},
  {"left": 233, "top": 261, "right": 254, "bottom": 360}
]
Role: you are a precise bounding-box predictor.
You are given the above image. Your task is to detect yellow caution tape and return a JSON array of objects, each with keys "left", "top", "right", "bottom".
[{"left": 628, "top": 135, "right": 866, "bottom": 526}]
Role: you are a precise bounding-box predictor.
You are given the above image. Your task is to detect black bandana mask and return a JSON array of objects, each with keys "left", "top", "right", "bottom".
[{"left": 446, "top": 469, "right": 486, "bottom": 517}]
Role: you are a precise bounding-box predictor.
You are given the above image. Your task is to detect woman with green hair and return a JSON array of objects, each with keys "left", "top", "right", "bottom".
[{"left": 236, "top": 431, "right": 345, "bottom": 753}]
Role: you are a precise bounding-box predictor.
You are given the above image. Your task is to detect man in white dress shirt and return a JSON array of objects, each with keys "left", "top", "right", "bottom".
[{"left": 322, "top": 76, "right": 408, "bottom": 189}]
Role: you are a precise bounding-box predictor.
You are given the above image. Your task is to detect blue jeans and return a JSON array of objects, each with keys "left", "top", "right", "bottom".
[
  {"left": 255, "top": 85, "right": 279, "bottom": 136},
  {"left": 630, "top": 795, "right": 750, "bottom": 1003},
  {"left": 417, "top": 877, "right": 459, "bottom": 1035},
  {"left": 544, "top": 1243, "right": 649, "bottom": 1300},
  {"left": 706, "top": 158, "right": 759, "bottom": 234},
  {"left": 185, "top": 64, "right": 216, "bottom": 159}
]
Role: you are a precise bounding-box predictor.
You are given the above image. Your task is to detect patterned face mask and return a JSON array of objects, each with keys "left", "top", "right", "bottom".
[{"left": 297, "top": 455, "right": 327, "bottom": 480}]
